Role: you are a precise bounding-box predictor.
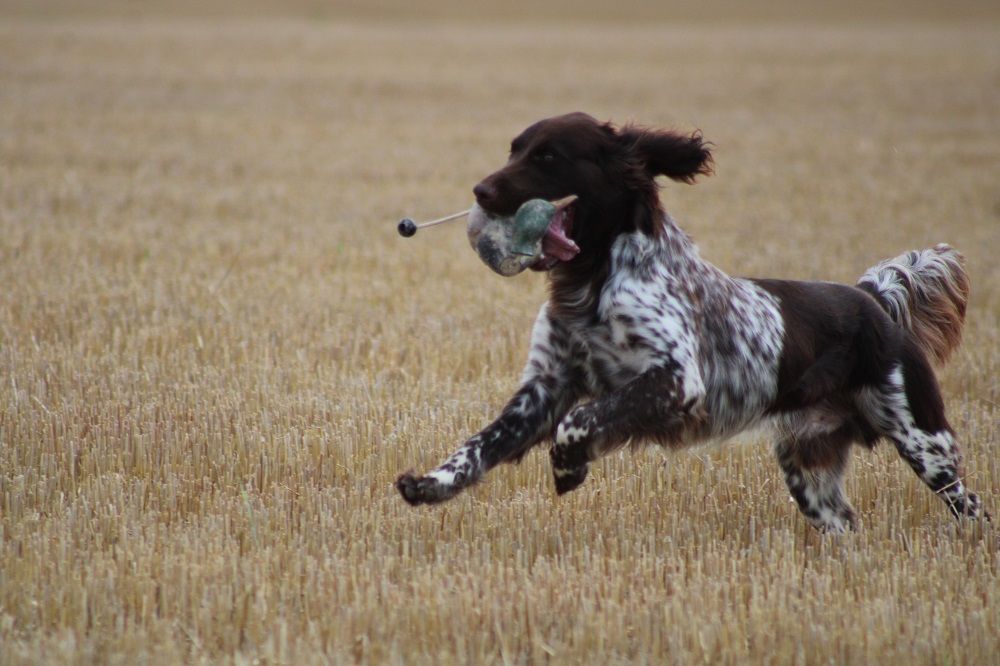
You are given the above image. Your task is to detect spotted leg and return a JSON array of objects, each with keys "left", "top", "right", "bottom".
[
  {"left": 857, "top": 359, "right": 987, "bottom": 521},
  {"left": 396, "top": 305, "right": 581, "bottom": 505},
  {"left": 891, "top": 428, "right": 985, "bottom": 520},
  {"left": 550, "top": 365, "right": 700, "bottom": 495},
  {"left": 775, "top": 428, "right": 857, "bottom": 533}
]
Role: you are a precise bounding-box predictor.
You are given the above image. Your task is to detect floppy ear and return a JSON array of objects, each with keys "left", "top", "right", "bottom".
[{"left": 619, "top": 126, "right": 714, "bottom": 184}]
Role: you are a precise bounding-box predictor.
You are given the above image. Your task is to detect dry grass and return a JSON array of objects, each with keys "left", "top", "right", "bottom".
[{"left": 1, "top": 2, "right": 999, "bottom": 663}]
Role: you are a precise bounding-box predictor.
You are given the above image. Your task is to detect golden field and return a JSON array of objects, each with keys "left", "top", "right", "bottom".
[{"left": 1, "top": 2, "right": 998, "bottom": 663}]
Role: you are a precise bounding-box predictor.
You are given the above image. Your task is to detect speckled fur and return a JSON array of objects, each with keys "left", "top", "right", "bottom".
[{"left": 396, "top": 113, "right": 986, "bottom": 531}]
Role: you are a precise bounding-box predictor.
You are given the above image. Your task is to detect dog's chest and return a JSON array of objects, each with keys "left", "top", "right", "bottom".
[
  {"left": 572, "top": 320, "right": 654, "bottom": 391},
  {"left": 568, "top": 277, "right": 698, "bottom": 392}
]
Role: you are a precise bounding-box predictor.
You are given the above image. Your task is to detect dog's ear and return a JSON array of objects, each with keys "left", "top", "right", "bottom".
[{"left": 618, "top": 126, "right": 714, "bottom": 184}]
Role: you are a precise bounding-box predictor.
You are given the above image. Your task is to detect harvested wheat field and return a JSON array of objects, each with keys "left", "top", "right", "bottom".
[{"left": 1, "top": 1, "right": 999, "bottom": 663}]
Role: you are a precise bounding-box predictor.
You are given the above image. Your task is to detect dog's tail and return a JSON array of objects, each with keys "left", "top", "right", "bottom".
[{"left": 856, "top": 244, "right": 969, "bottom": 365}]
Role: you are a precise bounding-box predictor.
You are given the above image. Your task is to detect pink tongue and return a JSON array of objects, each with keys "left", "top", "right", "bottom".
[{"left": 542, "top": 211, "right": 579, "bottom": 261}]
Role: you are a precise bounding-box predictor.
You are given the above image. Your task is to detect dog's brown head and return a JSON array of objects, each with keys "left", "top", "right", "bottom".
[{"left": 472, "top": 112, "right": 713, "bottom": 274}]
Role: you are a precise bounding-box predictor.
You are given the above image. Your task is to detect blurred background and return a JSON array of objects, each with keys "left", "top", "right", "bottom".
[{"left": 1, "top": 1, "right": 998, "bottom": 663}]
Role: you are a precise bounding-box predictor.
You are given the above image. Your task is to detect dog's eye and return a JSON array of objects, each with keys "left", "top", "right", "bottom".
[{"left": 533, "top": 150, "right": 556, "bottom": 164}]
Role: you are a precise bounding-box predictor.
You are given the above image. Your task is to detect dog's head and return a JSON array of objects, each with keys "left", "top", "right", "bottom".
[{"left": 471, "top": 112, "right": 713, "bottom": 272}]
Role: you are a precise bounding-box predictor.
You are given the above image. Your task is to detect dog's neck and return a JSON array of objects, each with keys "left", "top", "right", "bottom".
[
  {"left": 545, "top": 198, "right": 626, "bottom": 321},
  {"left": 547, "top": 198, "right": 729, "bottom": 322}
]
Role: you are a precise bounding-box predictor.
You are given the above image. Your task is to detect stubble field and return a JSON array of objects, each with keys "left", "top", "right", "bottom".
[{"left": 1, "top": 2, "right": 999, "bottom": 663}]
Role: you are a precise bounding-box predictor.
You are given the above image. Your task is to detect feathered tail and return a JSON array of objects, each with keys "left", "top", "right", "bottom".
[{"left": 857, "top": 243, "right": 969, "bottom": 365}]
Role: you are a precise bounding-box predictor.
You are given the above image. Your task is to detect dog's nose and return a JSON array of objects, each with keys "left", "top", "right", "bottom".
[{"left": 473, "top": 182, "right": 498, "bottom": 207}]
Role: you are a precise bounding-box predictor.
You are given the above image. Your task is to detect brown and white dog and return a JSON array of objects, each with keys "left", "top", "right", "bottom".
[{"left": 396, "top": 112, "right": 985, "bottom": 532}]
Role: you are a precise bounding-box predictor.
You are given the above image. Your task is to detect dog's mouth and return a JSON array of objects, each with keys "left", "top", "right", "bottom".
[
  {"left": 467, "top": 197, "right": 580, "bottom": 276},
  {"left": 531, "top": 201, "right": 579, "bottom": 271}
]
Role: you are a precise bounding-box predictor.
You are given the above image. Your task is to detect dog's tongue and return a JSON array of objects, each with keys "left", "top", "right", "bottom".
[{"left": 542, "top": 209, "right": 579, "bottom": 261}]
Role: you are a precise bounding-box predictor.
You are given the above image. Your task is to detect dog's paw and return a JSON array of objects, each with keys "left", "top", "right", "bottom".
[
  {"left": 395, "top": 471, "right": 458, "bottom": 506},
  {"left": 552, "top": 464, "right": 589, "bottom": 495},
  {"left": 815, "top": 510, "right": 857, "bottom": 535},
  {"left": 950, "top": 492, "right": 990, "bottom": 522},
  {"left": 550, "top": 435, "right": 590, "bottom": 496}
]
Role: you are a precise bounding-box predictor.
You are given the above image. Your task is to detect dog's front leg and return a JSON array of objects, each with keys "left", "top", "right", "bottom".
[
  {"left": 550, "top": 365, "right": 703, "bottom": 494},
  {"left": 396, "top": 305, "right": 580, "bottom": 506},
  {"left": 395, "top": 377, "right": 574, "bottom": 505}
]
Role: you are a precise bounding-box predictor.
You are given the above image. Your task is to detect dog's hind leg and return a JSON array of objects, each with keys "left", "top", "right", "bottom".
[
  {"left": 549, "top": 366, "right": 699, "bottom": 495},
  {"left": 891, "top": 427, "right": 985, "bottom": 519},
  {"left": 856, "top": 350, "right": 986, "bottom": 521},
  {"left": 774, "top": 420, "right": 858, "bottom": 533}
]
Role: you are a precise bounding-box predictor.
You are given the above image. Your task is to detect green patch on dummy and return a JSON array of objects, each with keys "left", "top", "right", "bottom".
[{"left": 511, "top": 199, "right": 561, "bottom": 255}]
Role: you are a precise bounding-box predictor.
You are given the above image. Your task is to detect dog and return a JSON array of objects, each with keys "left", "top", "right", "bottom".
[{"left": 396, "top": 112, "right": 986, "bottom": 532}]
